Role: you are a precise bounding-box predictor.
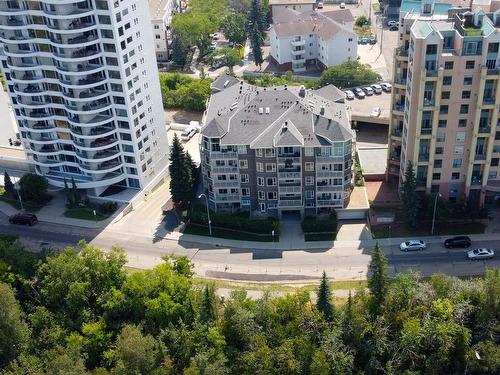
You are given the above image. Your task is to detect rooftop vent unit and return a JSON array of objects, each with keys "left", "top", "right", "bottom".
[
  {"left": 223, "top": 80, "right": 230, "bottom": 88},
  {"left": 282, "top": 121, "right": 288, "bottom": 129},
  {"left": 265, "top": 107, "right": 270, "bottom": 114},
  {"left": 259, "top": 107, "right": 264, "bottom": 114},
  {"left": 299, "top": 85, "right": 306, "bottom": 98},
  {"left": 230, "top": 102, "right": 238, "bottom": 111},
  {"left": 320, "top": 105, "right": 325, "bottom": 115},
  {"left": 308, "top": 99, "right": 315, "bottom": 109}
]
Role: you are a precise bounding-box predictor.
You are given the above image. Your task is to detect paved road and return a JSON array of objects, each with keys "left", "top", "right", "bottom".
[{"left": 3, "top": 213, "right": 498, "bottom": 281}]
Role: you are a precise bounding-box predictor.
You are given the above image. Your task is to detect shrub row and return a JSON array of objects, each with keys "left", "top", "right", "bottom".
[
  {"left": 301, "top": 212, "right": 338, "bottom": 233},
  {"left": 187, "top": 205, "right": 280, "bottom": 235}
]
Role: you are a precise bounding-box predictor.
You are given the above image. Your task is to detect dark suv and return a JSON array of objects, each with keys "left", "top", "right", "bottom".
[
  {"left": 444, "top": 236, "right": 471, "bottom": 249},
  {"left": 9, "top": 213, "right": 38, "bottom": 226}
]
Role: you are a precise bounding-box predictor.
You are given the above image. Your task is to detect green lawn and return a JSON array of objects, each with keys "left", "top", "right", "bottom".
[
  {"left": 372, "top": 222, "right": 486, "bottom": 239},
  {"left": 304, "top": 233, "right": 336, "bottom": 242},
  {"left": 64, "top": 208, "right": 110, "bottom": 221},
  {"left": 184, "top": 224, "right": 278, "bottom": 242},
  {"left": 0, "top": 188, "right": 44, "bottom": 212}
]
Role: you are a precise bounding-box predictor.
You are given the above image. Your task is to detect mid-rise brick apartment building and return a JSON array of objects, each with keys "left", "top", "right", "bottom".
[
  {"left": 200, "top": 75, "right": 355, "bottom": 217},
  {"left": 388, "top": 0, "right": 500, "bottom": 206}
]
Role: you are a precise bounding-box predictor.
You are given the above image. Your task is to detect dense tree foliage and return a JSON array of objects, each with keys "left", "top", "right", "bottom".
[
  {"left": 159, "top": 73, "right": 211, "bottom": 111},
  {"left": 319, "top": 61, "right": 382, "bottom": 88},
  {"left": 0, "top": 238, "right": 499, "bottom": 374},
  {"left": 18, "top": 173, "right": 48, "bottom": 204},
  {"left": 220, "top": 14, "right": 248, "bottom": 46}
]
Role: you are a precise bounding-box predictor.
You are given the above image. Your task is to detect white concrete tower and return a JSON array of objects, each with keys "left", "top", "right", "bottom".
[{"left": 0, "top": 0, "right": 169, "bottom": 197}]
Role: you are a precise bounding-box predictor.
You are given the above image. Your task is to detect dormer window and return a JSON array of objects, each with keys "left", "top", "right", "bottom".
[{"left": 423, "top": 3, "right": 432, "bottom": 14}]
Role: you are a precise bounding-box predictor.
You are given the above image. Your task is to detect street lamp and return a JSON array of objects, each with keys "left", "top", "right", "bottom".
[
  {"left": 431, "top": 193, "right": 442, "bottom": 235},
  {"left": 198, "top": 193, "right": 212, "bottom": 236}
]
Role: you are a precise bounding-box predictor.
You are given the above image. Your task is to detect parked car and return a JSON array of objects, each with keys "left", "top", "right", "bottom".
[
  {"left": 317, "top": 1, "right": 324, "bottom": 8},
  {"left": 467, "top": 248, "right": 495, "bottom": 260},
  {"left": 400, "top": 240, "right": 426, "bottom": 252},
  {"left": 363, "top": 86, "right": 374, "bottom": 95},
  {"left": 353, "top": 87, "right": 365, "bottom": 98},
  {"left": 344, "top": 90, "right": 355, "bottom": 100},
  {"left": 358, "top": 37, "right": 370, "bottom": 45},
  {"left": 9, "top": 213, "right": 38, "bottom": 226},
  {"left": 208, "top": 41, "right": 217, "bottom": 52},
  {"left": 444, "top": 236, "right": 472, "bottom": 249},
  {"left": 380, "top": 82, "right": 392, "bottom": 92},
  {"left": 387, "top": 20, "right": 399, "bottom": 27},
  {"left": 368, "top": 36, "right": 377, "bottom": 44},
  {"left": 181, "top": 127, "right": 197, "bottom": 141},
  {"left": 389, "top": 25, "right": 399, "bottom": 31},
  {"left": 371, "top": 84, "right": 382, "bottom": 94},
  {"left": 339, "top": 2, "right": 346, "bottom": 8},
  {"left": 370, "top": 107, "right": 381, "bottom": 117}
]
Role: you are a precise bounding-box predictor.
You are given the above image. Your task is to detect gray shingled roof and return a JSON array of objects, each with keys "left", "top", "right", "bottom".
[
  {"left": 201, "top": 77, "right": 354, "bottom": 147},
  {"left": 314, "top": 84, "right": 346, "bottom": 103},
  {"left": 211, "top": 74, "right": 240, "bottom": 93}
]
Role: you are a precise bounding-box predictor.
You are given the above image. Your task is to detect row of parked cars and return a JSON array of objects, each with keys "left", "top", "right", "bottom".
[
  {"left": 344, "top": 82, "right": 392, "bottom": 100},
  {"left": 399, "top": 236, "right": 495, "bottom": 260}
]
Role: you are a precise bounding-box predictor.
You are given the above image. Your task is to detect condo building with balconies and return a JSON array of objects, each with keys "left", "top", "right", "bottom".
[
  {"left": 388, "top": 0, "right": 500, "bottom": 206},
  {"left": 200, "top": 75, "right": 355, "bottom": 217},
  {"left": 0, "top": 0, "right": 169, "bottom": 198},
  {"left": 269, "top": 8, "right": 357, "bottom": 73}
]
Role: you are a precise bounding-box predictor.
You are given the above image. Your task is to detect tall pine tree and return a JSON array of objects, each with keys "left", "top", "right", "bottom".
[
  {"left": 169, "top": 134, "right": 194, "bottom": 208},
  {"left": 316, "top": 271, "right": 334, "bottom": 322},
  {"left": 401, "top": 161, "right": 419, "bottom": 229},
  {"left": 247, "top": 0, "right": 265, "bottom": 68},
  {"left": 200, "top": 284, "right": 216, "bottom": 324},
  {"left": 3, "top": 171, "right": 15, "bottom": 199},
  {"left": 368, "top": 242, "right": 389, "bottom": 316}
]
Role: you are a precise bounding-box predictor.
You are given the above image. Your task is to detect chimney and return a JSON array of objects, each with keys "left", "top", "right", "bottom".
[
  {"left": 299, "top": 85, "right": 306, "bottom": 97},
  {"left": 320, "top": 105, "right": 325, "bottom": 115}
]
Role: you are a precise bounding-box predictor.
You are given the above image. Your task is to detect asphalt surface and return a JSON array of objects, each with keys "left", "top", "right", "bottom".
[{"left": 2, "top": 212, "right": 498, "bottom": 281}]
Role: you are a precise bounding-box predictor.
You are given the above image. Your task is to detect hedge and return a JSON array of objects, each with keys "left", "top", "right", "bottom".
[
  {"left": 187, "top": 205, "right": 280, "bottom": 235},
  {"left": 301, "top": 212, "right": 338, "bottom": 233}
]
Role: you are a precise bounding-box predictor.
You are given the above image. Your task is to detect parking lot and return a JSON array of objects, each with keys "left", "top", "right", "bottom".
[{"left": 167, "top": 128, "right": 201, "bottom": 165}]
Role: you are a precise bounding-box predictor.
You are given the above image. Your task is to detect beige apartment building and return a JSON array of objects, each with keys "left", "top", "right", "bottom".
[{"left": 388, "top": 0, "right": 500, "bottom": 207}]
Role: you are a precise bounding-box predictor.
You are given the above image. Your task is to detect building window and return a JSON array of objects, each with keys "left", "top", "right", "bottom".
[
  {"left": 305, "top": 176, "right": 314, "bottom": 185},
  {"left": 256, "top": 149, "right": 263, "bottom": 157},
  {"left": 491, "top": 158, "right": 499, "bottom": 167},
  {"left": 453, "top": 159, "right": 462, "bottom": 168},
  {"left": 458, "top": 119, "right": 467, "bottom": 128},
  {"left": 460, "top": 104, "right": 469, "bottom": 114},
  {"left": 305, "top": 190, "right": 314, "bottom": 199},
  {"left": 256, "top": 162, "right": 263, "bottom": 172},
  {"left": 239, "top": 159, "right": 248, "bottom": 169},
  {"left": 456, "top": 132, "right": 465, "bottom": 142},
  {"left": 488, "top": 42, "right": 499, "bottom": 53},
  {"left": 240, "top": 174, "right": 249, "bottom": 183},
  {"left": 258, "top": 191, "right": 265, "bottom": 200},
  {"left": 444, "top": 61, "right": 454, "bottom": 69},
  {"left": 266, "top": 177, "right": 277, "bottom": 186},
  {"left": 437, "top": 132, "right": 445, "bottom": 142},
  {"left": 443, "top": 76, "right": 452, "bottom": 85},
  {"left": 259, "top": 203, "right": 266, "bottom": 212},
  {"left": 305, "top": 162, "right": 314, "bottom": 171},
  {"left": 465, "top": 60, "right": 475, "bottom": 69},
  {"left": 434, "top": 159, "right": 442, "bottom": 168},
  {"left": 305, "top": 147, "right": 314, "bottom": 157},
  {"left": 267, "top": 191, "right": 277, "bottom": 200},
  {"left": 265, "top": 148, "right": 275, "bottom": 157},
  {"left": 257, "top": 177, "right": 264, "bottom": 186},
  {"left": 441, "top": 91, "right": 450, "bottom": 99},
  {"left": 495, "top": 131, "right": 500, "bottom": 140},
  {"left": 438, "top": 120, "right": 447, "bottom": 128},
  {"left": 431, "top": 185, "right": 440, "bottom": 193},
  {"left": 451, "top": 172, "right": 460, "bottom": 180},
  {"left": 265, "top": 163, "right": 276, "bottom": 172},
  {"left": 462, "top": 91, "right": 471, "bottom": 99},
  {"left": 432, "top": 173, "right": 441, "bottom": 180},
  {"left": 454, "top": 146, "right": 464, "bottom": 155},
  {"left": 489, "top": 171, "right": 498, "bottom": 180},
  {"left": 435, "top": 147, "right": 443, "bottom": 155},
  {"left": 238, "top": 145, "right": 247, "bottom": 154},
  {"left": 463, "top": 76, "right": 473, "bottom": 85},
  {"left": 440, "top": 105, "right": 448, "bottom": 114},
  {"left": 426, "top": 44, "right": 437, "bottom": 54},
  {"left": 241, "top": 188, "right": 249, "bottom": 196}
]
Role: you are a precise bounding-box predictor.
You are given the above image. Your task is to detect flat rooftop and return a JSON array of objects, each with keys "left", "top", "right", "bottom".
[
  {"left": 148, "top": 0, "right": 169, "bottom": 20},
  {"left": 348, "top": 91, "right": 391, "bottom": 125}
]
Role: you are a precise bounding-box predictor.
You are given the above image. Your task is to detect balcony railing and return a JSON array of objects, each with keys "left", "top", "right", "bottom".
[
  {"left": 420, "top": 128, "right": 432, "bottom": 135},
  {"left": 478, "top": 126, "right": 491, "bottom": 134}
]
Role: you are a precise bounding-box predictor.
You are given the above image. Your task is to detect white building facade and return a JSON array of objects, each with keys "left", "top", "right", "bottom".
[
  {"left": 0, "top": 0, "right": 169, "bottom": 197},
  {"left": 270, "top": 9, "right": 358, "bottom": 72},
  {"left": 149, "top": 0, "right": 179, "bottom": 63}
]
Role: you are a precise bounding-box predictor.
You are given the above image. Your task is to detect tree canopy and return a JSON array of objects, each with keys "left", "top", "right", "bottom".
[
  {"left": 319, "top": 60, "right": 382, "bottom": 88},
  {"left": 0, "top": 238, "right": 499, "bottom": 375}
]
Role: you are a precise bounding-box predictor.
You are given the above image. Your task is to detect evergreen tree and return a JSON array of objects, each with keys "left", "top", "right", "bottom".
[
  {"left": 316, "top": 271, "right": 334, "bottom": 322},
  {"left": 401, "top": 161, "right": 419, "bottom": 229},
  {"left": 185, "top": 151, "right": 197, "bottom": 182},
  {"left": 171, "top": 37, "right": 187, "bottom": 69},
  {"left": 169, "top": 134, "right": 194, "bottom": 208},
  {"left": 247, "top": 0, "right": 265, "bottom": 68},
  {"left": 70, "top": 177, "right": 80, "bottom": 207},
  {"left": 342, "top": 291, "right": 355, "bottom": 344},
  {"left": 368, "top": 243, "right": 389, "bottom": 316},
  {"left": 200, "top": 285, "right": 216, "bottom": 324},
  {"left": 3, "top": 171, "right": 15, "bottom": 199}
]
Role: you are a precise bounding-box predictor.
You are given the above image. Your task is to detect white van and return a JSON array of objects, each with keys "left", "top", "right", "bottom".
[{"left": 317, "top": 2, "right": 324, "bottom": 9}]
